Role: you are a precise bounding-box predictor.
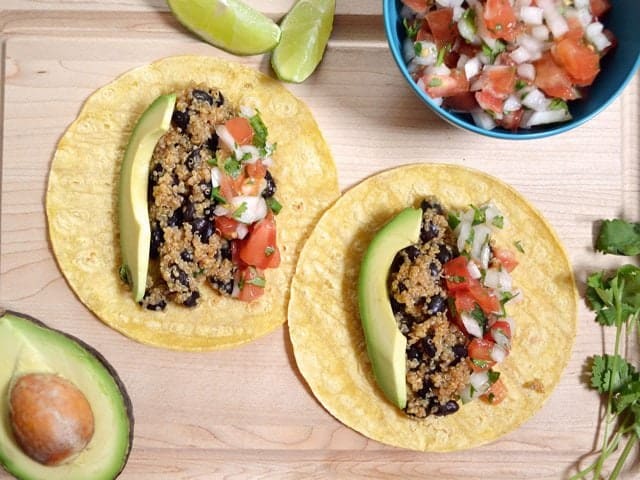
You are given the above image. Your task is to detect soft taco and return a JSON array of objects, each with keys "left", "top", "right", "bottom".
[
  {"left": 288, "top": 164, "right": 577, "bottom": 451},
  {"left": 46, "top": 56, "right": 339, "bottom": 351}
]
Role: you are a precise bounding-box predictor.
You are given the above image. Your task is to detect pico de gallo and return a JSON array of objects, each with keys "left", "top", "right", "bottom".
[
  {"left": 444, "top": 203, "right": 520, "bottom": 405},
  {"left": 400, "top": 0, "right": 615, "bottom": 130},
  {"left": 141, "top": 85, "right": 281, "bottom": 310}
]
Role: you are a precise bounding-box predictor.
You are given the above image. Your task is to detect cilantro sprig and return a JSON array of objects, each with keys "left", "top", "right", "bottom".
[{"left": 571, "top": 264, "right": 640, "bottom": 479}]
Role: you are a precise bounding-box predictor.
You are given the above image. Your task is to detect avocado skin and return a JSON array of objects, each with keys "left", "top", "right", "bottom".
[{"left": 0, "top": 309, "right": 134, "bottom": 480}]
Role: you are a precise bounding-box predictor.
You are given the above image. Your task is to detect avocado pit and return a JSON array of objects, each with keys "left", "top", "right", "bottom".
[{"left": 9, "top": 373, "right": 95, "bottom": 466}]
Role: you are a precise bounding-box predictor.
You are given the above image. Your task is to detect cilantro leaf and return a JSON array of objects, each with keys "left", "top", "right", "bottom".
[
  {"left": 248, "top": 111, "right": 268, "bottom": 149},
  {"left": 232, "top": 202, "right": 248, "bottom": 220},
  {"left": 403, "top": 18, "right": 421, "bottom": 40},
  {"left": 224, "top": 156, "right": 242, "bottom": 178},
  {"left": 266, "top": 197, "right": 282, "bottom": 214},
  {"left": 448, "top": 212, "right": 461, "bottom": 230},
  {"left": 591, "top": 354, "right": 638, "bottom": 395},
  {"left": 596, "top": 219, "right": 640, "bottom": 256}
]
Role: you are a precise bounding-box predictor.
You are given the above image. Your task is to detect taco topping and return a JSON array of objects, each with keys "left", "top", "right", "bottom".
[
  {"left": 387, "top": 199, "right": 519, "bottom": 418},
  {"left": 142, "top": 84, "right": 281, "bottom": 310}
]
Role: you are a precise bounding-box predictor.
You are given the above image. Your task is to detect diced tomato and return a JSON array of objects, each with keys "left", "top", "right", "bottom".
[
  {"left": 475, "top": 90, "right": 504, "bottom": 115},
  {"left": 489, "top": 320, "right": 512, "bottom": 349},
  {"left": 454, "top": 289, "right": 477, "bottom": 314},
  {"left": 416, "top": 27, "right": 433, "bottom": 43},
  {"left": 533, "top": 53, "right": 579, "bottom": 100},
  {"left": 216, "top": 216, "right": 240, "bottom": 239},
  {"left": 443, "top": 92, "right": 478, "bottom": 112},
  {"left": 552, "top": 37, "right": 600, "bottom": 87},
  {"left": 401, "top": 0, "right": 429, "bottom": 13},
  {"left": 443, "top": 256, "right": 473, "bottom": 291},
  {"left": 468, "top": 338, "right": 496, "bottom": 372},
  {"left": 225, "top": 117, "right": 254, "bottom": 145},
  {"left": 468, "top": 281, "right": 501, "bottom": 314},
  {"left": 564, "top": 16, "right": 585, "bottom": 41},
  {"left": 590, "top": 0, "right": 611, "bottom": 18},
  {"left": 422, "top": 69, "right": 469, "bottom": 98},
  {"left": 481, "top": 378, "right": 507, "bottom": 404},
  {"left": 426, "top": 8, "right": 457, "bottom": 49},
  {"left": 496, "top": 109, "right": 523, "bottom": 131},
  {"left": 245, "top": 160, "right": 267, "bottom": 180},
  {"left": 483, "top": 66, "right": 517, "bottom": 98},
  {"left": 483, "top": 0, "right": 518, "bottom": 41},
  {"left": 492, "top": 246, "right": 518, "bottom": 272},
  {"left": 219, "top": 173, "right": 238, "bottom": 202},
  {"left": 238, "top": 212, "right": 280, "bottom": 270},
  {"left": 600, "top": 29, "right": 617, "bottom": 57},
  {"left": 237, "top": 267, "right": 265, "bottom": 302}
]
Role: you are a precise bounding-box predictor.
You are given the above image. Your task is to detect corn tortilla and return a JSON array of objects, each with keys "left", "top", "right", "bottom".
[
  {"left": 46, "top": 56, "right": 338, "bottom": 351},
  {"left": 288, "top": 164, "right": 577, "bottom": 451}
]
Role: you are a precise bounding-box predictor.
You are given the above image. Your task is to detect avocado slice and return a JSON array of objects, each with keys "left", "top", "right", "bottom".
[
  {"left": 357, "top": 208, "right": 422, "bottom": 409},
  {"left": 118, "top": 94, "right": 176, "bottom": 301},
  {"left": 0, "top": 310, "right": 133, "bottom": 480}
]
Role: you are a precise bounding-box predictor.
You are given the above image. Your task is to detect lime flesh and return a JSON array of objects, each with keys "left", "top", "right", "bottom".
[
  {"left": 167, "top": 0, "right": 281, "bottom": 56},
  {"left": 271, "top": 0, "right": 335, "bottom": 83}
]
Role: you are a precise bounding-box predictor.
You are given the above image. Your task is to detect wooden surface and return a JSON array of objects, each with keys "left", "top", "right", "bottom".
[{"left": 1, "top": 1, "right": 639, "bottom": 479}]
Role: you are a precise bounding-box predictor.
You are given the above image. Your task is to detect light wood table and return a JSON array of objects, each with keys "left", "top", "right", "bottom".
[{"left": 1, "top": 1, "right": 639, "bottom": 478}]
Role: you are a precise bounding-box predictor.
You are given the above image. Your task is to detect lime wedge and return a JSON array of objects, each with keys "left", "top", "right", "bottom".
[
  {"left": 167, "top": 0, "right": 281, "bottom": 56},
  {"left": 271, "top": 0, "right": 335, "bottom": 83}
]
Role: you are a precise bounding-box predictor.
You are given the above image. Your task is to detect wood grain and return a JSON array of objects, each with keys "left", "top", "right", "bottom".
[{"left": 1, "top": 3, "right": 639, "bottom": 479}]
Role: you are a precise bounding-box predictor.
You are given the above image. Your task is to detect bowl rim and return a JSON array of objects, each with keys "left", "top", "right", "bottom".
[{"left": 382, "top": 0, "right": 640, "bottom": 140}]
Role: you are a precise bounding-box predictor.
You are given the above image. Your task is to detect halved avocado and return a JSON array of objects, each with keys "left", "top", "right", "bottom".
[
  {"left": 118, "top": 94, "right": 176, "bottom": 301},
  {"left": 0, "top": 310, "right": 133, "bottom": 480},
  {"left": 357, "top": 208, "right": 422, "bottom": 409}
]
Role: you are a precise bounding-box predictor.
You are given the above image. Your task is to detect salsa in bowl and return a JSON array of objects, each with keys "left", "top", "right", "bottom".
[{"left": 383, "top": 0, "right": 640, "bottom": 139}]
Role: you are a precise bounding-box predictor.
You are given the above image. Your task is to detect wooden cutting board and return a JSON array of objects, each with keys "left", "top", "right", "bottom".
[{"left": 1, "top": 2, "right": 639, "bottom": 478}]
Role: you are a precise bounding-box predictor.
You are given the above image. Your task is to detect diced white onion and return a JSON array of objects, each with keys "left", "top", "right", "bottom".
[
  {"left": 452, "top": 5, "right": 465, "bottom": 21},
  {"left": 518, "top": 34, "right": 543, "bottom": 57},
  {"left": 522, "top": 108, "right": 572, "bottom": 127},
  {"left": 403, "top": 38, "right": 416, "bottom": 63},
  {"left": 262, "top": 156, "right": 274, "bottom": 168},
  {"left": 461, "top": 313, "right": 484, "bottom": 338},
  {"left": 229, "top": 196, "right": 268, "bottom": 224},
  {"left": 236, "top": 223, "right": 249, "bottom": 240},
  {"left": 467, "top": 261, "right": 482, "bottom": 279},
  {"left": 464, "top": 56, "right": 482, "bottom": 80},
  {"left": 574, "top": 0, "right": 590, "bottom": 9},
  {"left": 240, "top": 105, "right": 256, "bottom": 118},
  {"left": 504, "top": 94, "right": 522, "bottom": 113},
  {"left": 215, "top": 125, "right": 236, "bottom": 151},
  {"left": 480, "top": 243, "right": 491, "bottom": 270},
  {"left": 214, "top": 204, "right": 230, "bottom": 216},
  {"left": 484, "top": 204, "right": 502, "bottom": 225},
  {"left": 469, "top": 371, "right": 490, "bottom": 393},
  {"left": 458, "top": 15, "right": 478, "bottom": 44},
  {"left": 471, "top": 224, "right": 491, "bottom": 260},
  {"left": 510, "top": 46, "right": 532, "bottom": 64},
  {"left": 231, "top": 279, "right": 241, "bottom": 297},
  {"left": 237, "top": 144, "right": 261, "bottom": 164},
  {"left": 498, "top": 270, "right": 513, "bottom": 291},
  {"left": 426, "top": 63, "right": 451, "bottom": 76},
  {"left": 521, "top": 88, "right": 550, "bottom": 111},
  {"left": 531, "top": 24, "right": 550, "bottom": 42},
  {"left": 490, "top": 344, "right": 508, "bottom": 363},
  {"left": 504, "top": 317, "right": 516, "bottom": 334},
  {"left": 210, "top": 167, "right": 222, "bottom": 188},
  {"left": 457, "top": 221, "right": 472, "bottom": 253},
  {"left": 519, "top": 6, "right": 543, "bottom": 25},
  {"left": 470, "top": 109, "right": 496, "bottom": 130},
  {"left": 483, "top": 269, "right": 501, "bottom": 289},
  {"left": 538, "top": 0, "right": 569, "bottom": 38},
  {"left": 517, "top": 62, "right": 535, "bottom": 80},
  {"left": 586, "top": 22, "right": 611, "bottom": 52},
  {"left": 492, "top": 328, "right": 511, "bottom": 349},
  {"left": 575, "top": 7, "right": 593, "bottom": 27}
]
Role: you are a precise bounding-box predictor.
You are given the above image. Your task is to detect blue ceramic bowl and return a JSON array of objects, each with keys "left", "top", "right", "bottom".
[{"left": 383, "top": 0, "right": 640, "bottom": 140}]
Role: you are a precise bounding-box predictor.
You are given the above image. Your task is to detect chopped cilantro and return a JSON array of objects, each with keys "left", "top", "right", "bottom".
[
  {"left": 549, "top": 98, "right": 568, "bottom": 111},
  {"left": 436, "top": 43, "right": 451, "bottom": 66},
  {"left": 266, "top": 197, "right": 282, "bottom": 214},
  {"left": 470, "top": 305, "right": 487, "bottom": 332},
  {"left": 449, "top": 275, "right": 466, "bottom": 284},
  {"left": 448, "top": 212, "right": 461, "bottom": 230},
  {"left": 481, "top": 40, "right": 505, "bottom": 64},
  {"left": 246, "top": 268, "right": 266, "bottom": 288},
  {"left": 224, "top": 156, "right": 242, "bottom": 178},
  {"left": 265, "top": 246, "right": 275, "bottom": 257},
  {"left": 514, "top": 240, "right": 525, "bottom": 253},
  {"left": 248, "top": 111, "right": 268, "bottom": 149},
  {"left": 471, "top": 204, "right": 486, "bottom": 225},
  {"left": 465, "top": 227, "right": 476, "bottom": 249},
  {"left": 119, "top": 265, "right": 130, "bottom": 284},
  {"left": 428, "top": 77, "right": 443, "bottom": 88},
  {"left": 488, "top": 370, "right": 501, "bottom": 384},
  {"left": 414, "top": 42, "right": 423, "bottom": 56},
  {"left": 232, "top": 202, "right": 248, "bottom": 220},
  {"left": 492, "top": 215, "right": 504, "bottom": 229},
  {"left": 403, "top": 17, "right": 421, "bottom": 40},
  {"left": 210, "top": 186, "right": 227, "bottom": 204},
  {"left": 472, "top": 358, "right": 488, "bottom": 369},
  {"left": 515, "top": 79, "right": 527, "bottom": 90}
]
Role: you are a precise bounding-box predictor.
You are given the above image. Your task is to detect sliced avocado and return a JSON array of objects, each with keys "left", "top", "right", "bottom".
[
  {"left": 118, "top": 94, "right": 176, "bottom": 301},
  {"left": 0, "top": 310, "right": 133, "bottom": 480},
  {"left": 357, "top": 208, "right": 422, "bottom": 409}
]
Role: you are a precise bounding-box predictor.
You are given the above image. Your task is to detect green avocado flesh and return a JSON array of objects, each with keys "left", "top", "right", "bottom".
[
  {"left": 118, "top": 94, "right": 176, "bottom": 302},
  {"left": 357, "top": 208, "right": 422, "bottom": 409},
  {"left": 0, "top": 311, "right": 133, "bottom": 480}
]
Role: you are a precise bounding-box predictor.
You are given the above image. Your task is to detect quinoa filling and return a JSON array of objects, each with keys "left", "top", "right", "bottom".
[
  {"left": 388, "top": 198, "right": 471, "bottom": 418},
  {"left": 141, "top": 84, "right": 279, "bottom": 310}
]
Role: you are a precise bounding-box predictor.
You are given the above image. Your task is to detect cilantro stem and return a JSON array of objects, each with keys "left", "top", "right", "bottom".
[
  {"left": 609, "top": 433, "right": 638, "bottom": 480},
  {"left": 569, "top": 429, "right": 626, "bottom": 480}
]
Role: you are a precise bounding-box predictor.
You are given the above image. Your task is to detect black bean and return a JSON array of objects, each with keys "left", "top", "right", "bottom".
[
  {"left": 421, "top": 199, "right": 444, "bottom": 214},
  {"left": 403, "top": 245, "right": 421, "bottom": 261},
  {"left": 167, "top": 209, "right": 183, "bottom": 227},
  {"left": 192, "top": 218, "right": 214, "bottom": 242},
  {"left": 436, "top": 400, "right": 459, "bottom": 416},
  {"left": 390, "top": 296, "right": 403, "bottom": 315},
  {"left": 143, "top": 298, "right": 166, "bottom": 311},
  {"left": 219, "top": 241, "right": 232, "bottom": 261},
  {"left": 171, "top": 109, "right": 190, "bottom": 131},
  {"left": 261, "top": 171, "right": 277, "bottom": 198},
  {"left": 429, "top": 262, "right": 440, "bottom": 278},
  {"left": 182, "top": 202, "right": 196, "bottom": 222},
  {"left": 452, "top": 343, "right": 468, "bottom": 360},
  {"left": 397, "top": 281, "right": 407, "bottom": 293},
  {"left": 192, "top": 89, "right": 213, "bottom": 105},
  {"left": 426, "top": 295, "right": 446, "bottom": 315},
  {"left": 170, "top": 264, "right": 190, "bottom": 287},
  {"left": 407, "top": 343, "right": 422, "bottom": 361},
  {"left": 390, "top": 253, "right": 405, "bottom": 273},
  {"left": 436, "top": 245, "right": 453, "bottom": 265},
  {"left": 207, "top": 133, "right": 219, "bottom": 152},
  {"left": 417, "top": 379, "right": 434, "bottom": 398},
  {"left": 420, "top": 221, "right": 439, "bottom": 243},
  {"left": 215, "top": 92, "right": 225, "bottom": 106},
  {"left": 180, "top": 250, "right": 193, "bottom": 262},
  {"left": 199, "top": 182, "right": 212, "bottom": 198},
  {"left": 209, "top": 276, "right": 234, "bottom": 295},
  {"left": 182, "top": 290, "right": 200, "bottom": 307},
  {"left": 203, "top": 205, "right": 214, "bottom": 218},
  {"left": 422, "top": 337, "right": 437, "bottom": 358},
  {"left": 150, "top": 223, "right": 163, "bottom": 259},
  {"left": 185, "top": 148, "right": 201, "bottom": 170}
]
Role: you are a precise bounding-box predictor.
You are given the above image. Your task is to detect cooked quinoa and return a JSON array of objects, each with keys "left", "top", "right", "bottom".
[
  {"left": 388, "top": 198, "right": 471, "bottom": 418},
  {"left": 141, "top": 84, "right": 276, "bottom": 310}
]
